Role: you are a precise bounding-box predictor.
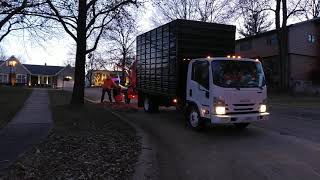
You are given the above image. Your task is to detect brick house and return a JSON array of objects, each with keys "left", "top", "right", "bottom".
[
  {"left": 236, "top": 18, "right": 320, "bottom": 88},
  {"left": 0, "top": 56, "right": 75, "bottom": 88}
]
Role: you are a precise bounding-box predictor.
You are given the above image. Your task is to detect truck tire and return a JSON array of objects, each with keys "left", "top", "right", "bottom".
[
  {"left": 233, "top": 123, "right": 250, "bottom": 130},
  {"left": 143, "top": 96, "right": 158, "bottom": 113},
  {"left": 187, "top": 106, "right": 204, "bottom": 131}
]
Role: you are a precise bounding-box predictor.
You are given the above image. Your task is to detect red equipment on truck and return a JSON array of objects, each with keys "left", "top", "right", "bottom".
[{"left": 124, "top": 61, "right": 138, "bottom": 104}]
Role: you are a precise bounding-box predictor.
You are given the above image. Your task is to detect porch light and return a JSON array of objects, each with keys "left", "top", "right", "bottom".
[{"left": 65, "top": 76, "right": 72, "bottom": 80}]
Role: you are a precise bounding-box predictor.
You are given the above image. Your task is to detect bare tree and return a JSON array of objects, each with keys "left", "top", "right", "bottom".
[
  {"left": 31, "top": 0, "right": 140, "bottom": 104},
  {"left": 0, "top": 0, "right": 46, "bottom": 42},
  {"left": 0, "top": 45, "right": 6, "bottom": 60},
  {"left": 151, "top": 0, "right": 237, "bottom": 24},
  {"left": 196, "top": 0, "right": 237, "bottom": 22},
  {"left": 152, "top": 0, "right": 198, "bottom": 21},
  {"left": 64, "top": 59, "right": 75, "bottom": 67},
  {"left": 301, "top": 0, "right": 320, "bottom": 19},
  {"left": 106, "top": 17, "right": 137, "bottom": 85},
  {"left": 265, "top": 0, "right": 305, "bottom": 90},
  {"left": 238, "top": 0, "right": 273, "bottom": 37}
]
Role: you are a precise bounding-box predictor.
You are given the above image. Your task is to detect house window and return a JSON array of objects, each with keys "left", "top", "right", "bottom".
[
  {"left": 16, "top": 74, "right": 27, "bottom": 84},
  {"left": 266, "top": 35, "right": 278, "bottom": 46},
  {"left": 308, "top": 34, "right": 316, "bottom": 43},
  {"left": 0, "top": 74, "right": 8, "bottom": 83},
  {"left": 240, "top": 41, "right": 252, "bottom": 51}
]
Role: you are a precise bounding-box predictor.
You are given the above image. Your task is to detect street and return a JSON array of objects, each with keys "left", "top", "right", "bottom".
[{"left": 86, "top": 88, "right": 320, "bottom": 180}]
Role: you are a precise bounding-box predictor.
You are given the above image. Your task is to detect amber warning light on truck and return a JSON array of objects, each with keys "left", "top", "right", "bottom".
[{"left": 226, "top": 55, "right": 241, "bottom": 59}]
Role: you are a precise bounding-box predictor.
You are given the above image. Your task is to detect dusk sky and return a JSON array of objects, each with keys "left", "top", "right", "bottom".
[{"left": 1, "top": 1, "right": 300, "bottom": 67}]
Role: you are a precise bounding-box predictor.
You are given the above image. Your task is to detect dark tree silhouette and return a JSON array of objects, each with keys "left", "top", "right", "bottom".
[
  {"left": 31, "top": 0, "right": 140, "bottom": 104},
  {"left": 106, "top": 17, "right": 137, "bottom": 84},
  {"left": 238, "top": 0, "right": 272, "bottom": 37},
  {"left": 0, "top": 0, "right": 45, "bottom": 42},
  {"left": 151, "top": 0, "right": 237, "bottom": 24}
]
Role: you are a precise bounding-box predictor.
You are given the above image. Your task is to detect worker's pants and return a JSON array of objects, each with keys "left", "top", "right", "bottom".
[{"left": 101, "top": 88, "right": 112, "bottom": 103}]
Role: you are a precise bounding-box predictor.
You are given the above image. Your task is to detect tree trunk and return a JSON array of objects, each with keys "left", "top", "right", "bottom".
[
  {"left": 275, "top": 0, "right": 282, "bottom": 90},
  {"left": 281, "top": 0, "right": 289, "bottom": 90},
  {"left": 280, "top": 28, "right": 289, "bottom": 90},
  {"left": 88, "top": 71, "right": 92, "bottom": 87},
  {"left": 275, "top": 0, "right": 290, "bottom": 91},
  {"left": 71, "top": 0, "right": 87, "bottom": 104},
  {"left": 121, "top": 51, "right": 126, "bottom": 86}
]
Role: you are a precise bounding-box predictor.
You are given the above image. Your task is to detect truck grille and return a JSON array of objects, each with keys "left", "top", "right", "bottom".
[
  {"left": 233, "top": 104, "right": 255, "bottom": 106},
  {"left": 226, "top": 103, "right": 258, "bottom": 114},
  {"left": 234, "top": 108, "right": 254, "bottom": 111},
  {"left": 227, "top": 111, "right": 259, "bottom": 115}
]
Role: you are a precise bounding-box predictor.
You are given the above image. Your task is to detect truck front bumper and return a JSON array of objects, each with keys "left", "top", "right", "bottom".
[{"left": 211, "top": 112, "right": 269, "bottom": 124}]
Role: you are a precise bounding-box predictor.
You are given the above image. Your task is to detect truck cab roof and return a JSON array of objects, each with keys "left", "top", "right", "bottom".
[{"left": 192, "top": 57, "right": 261, "bottom": 63}]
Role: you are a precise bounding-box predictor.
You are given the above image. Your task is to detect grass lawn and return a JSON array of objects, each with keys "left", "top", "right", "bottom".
[
  {"left": 2, "top": 90, "right": 140, "bottom": 179},
  {"left": 269, "top": 93, "right": 320, "bottom": 108},
  {"left": 0, "top": 86, "right": 32, "bottom": 129}
]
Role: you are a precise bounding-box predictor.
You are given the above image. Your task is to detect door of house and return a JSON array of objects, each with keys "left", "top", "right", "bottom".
[{"left": 10, "top": 73, "right": 16, "bottom": 86}]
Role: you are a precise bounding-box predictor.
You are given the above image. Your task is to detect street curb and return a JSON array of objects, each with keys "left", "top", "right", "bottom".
[{"left": 85, "top": 98, "right": 158, "bottom": 180}]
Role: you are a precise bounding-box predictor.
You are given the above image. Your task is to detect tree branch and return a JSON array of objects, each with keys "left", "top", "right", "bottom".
[
  {"left": 0, "top": 0, "right": 27, "bottom": 30},
  {"left": 86, "top": 16, "right": 112, "bottom": 54},
  {"left": 46, "top": 0, "right": 77, "bottom": 41}
]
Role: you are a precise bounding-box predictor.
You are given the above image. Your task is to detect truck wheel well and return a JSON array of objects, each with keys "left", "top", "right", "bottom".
[{"left": 186, "top": 101, "right": 199, "bottom": 114}]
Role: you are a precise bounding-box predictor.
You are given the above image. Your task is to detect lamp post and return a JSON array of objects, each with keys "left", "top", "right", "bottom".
[{"left": 8, "top": 60, "right": 17, "bottom": 86}]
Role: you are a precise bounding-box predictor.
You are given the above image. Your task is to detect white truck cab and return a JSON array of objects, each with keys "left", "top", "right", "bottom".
[{"left": 186, "top": 57, "right": 269, "bottom": 130}]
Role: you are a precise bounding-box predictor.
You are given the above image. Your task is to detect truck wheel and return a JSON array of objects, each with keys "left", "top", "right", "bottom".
[
  {"left": 153, "top": 102, "right": 159, "bottom": 112},
  {"left": 143, "top": 95, "right": 159, "bottom": 113},
  {"left": 143, "top": 97, "right": 151, "bottom": 112},
  {"left": 143, "top": 96, "right": 159, "bottom": 113},
  {"left": 188, "top": 107, "right": 203, "bottom": 131},
  {"left": 234, "top": 123, "right": 250, "bottom": 130}
]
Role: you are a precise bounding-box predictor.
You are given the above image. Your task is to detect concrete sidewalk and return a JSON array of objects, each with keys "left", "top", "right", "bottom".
[{"left": 0, "top": 89, "right": 52, "bottom": 171}]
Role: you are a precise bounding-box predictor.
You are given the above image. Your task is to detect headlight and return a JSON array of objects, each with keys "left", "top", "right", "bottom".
[
  {"left": 260, "top": 104, "right": 267, "bottom": 113},
  {"left": 215, "top": 106, "right": 226, "bottom": 115}
]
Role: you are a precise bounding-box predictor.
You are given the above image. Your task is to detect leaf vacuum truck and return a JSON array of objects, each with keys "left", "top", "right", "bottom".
[{"left": 135, "top": 19, "right": 269, "bottom": 130}]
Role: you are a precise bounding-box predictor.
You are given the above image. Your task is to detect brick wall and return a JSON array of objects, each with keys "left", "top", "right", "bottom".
[{"left": 289, "top": 54, "right": 318, "bottom": 80}]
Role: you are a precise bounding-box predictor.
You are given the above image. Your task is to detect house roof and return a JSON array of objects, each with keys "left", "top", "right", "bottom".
[
  {"left": 0, "top": 60, "right": 4, "bottom": 65},
  {"left": 23, "top": 64, "right": 65, "bottom": 76},
  {"left": 237, "top": 17, "right": 320, "bottom": 43},
  {"left": 236, "top": 29, "right": 277, "bottom": 42}
]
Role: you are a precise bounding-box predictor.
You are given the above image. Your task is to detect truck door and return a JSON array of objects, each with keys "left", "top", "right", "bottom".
[{"left": 187, "top": 60, "right": 210, "bottom": 107}]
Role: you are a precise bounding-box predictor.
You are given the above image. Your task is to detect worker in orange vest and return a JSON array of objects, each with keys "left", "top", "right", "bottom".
[{"left": 101, "top": 74, "right": 116, "bottom": 103}]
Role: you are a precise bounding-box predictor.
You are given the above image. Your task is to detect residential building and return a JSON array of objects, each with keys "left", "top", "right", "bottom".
[
  {"left": 0, "top": 56, "right": 75, "bottom": 88},
  {"left": 236, "top": 18, "right": 320, "bottom": 88},
  {"left": 86, "top": 70, "right": 124, "bottom": 87}
]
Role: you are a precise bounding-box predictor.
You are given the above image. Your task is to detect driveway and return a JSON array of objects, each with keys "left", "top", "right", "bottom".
[{"left": 85, "top": 88, "right": 320, "bottom": 180}]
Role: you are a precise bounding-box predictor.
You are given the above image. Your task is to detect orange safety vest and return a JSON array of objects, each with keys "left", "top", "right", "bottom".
[{"left": 102, "top": 78, "right": 115, "bottom": 90}]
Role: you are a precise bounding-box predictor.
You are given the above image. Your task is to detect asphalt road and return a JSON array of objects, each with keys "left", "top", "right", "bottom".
[{"left": 85, "top": 88, "right": 320, "bottom": 180}]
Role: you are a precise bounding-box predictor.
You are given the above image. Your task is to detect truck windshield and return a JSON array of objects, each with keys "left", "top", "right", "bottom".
[{"left": 211, "top": 60, "right": 266, "bottom": 88}]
